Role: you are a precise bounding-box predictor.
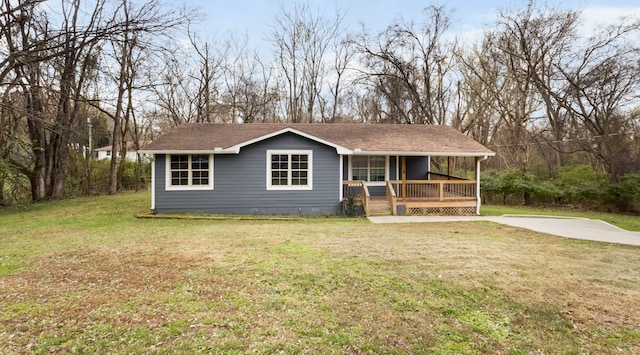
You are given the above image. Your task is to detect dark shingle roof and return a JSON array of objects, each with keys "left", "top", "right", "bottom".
[{"left": 141, "top": 123, "right": 494, "bottom": 156}]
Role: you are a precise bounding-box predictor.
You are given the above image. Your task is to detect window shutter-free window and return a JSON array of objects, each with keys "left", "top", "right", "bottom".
[
  {"left": 170, "top": 155, "right": 189, "bottom": 186},
  {"left": 191, "top": 155, "right": 209, "bottom": 185},
  {"left": 290, "top": 154, "right": 308, "bottom": 185},
  {"left": 369, "top": 156, "right": 385, "bottom": 181},
  {"left": 267, "top": 150, "right": 312, "bottom": 190},
  {"left": 166, "top": 154, "right": 213, "bottom": 190},
  {"left": 351, "top": 156, "right": 386, "bottom": 182},
  {"left": 271, "top": 154, "right": 289, "bottom": 186},
  {"left": 352, "top": 156, "right": 368, "bottom": 181}
]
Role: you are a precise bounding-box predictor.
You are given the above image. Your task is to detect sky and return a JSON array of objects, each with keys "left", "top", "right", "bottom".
[{"left": 187, "top": 0, "right": 640, "bottom": 48}]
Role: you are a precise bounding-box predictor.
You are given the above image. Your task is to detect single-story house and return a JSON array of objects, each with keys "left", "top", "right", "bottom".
[
  {"left": 95, "top": 141, "right": 150, "bottom": 161},
  {"left": 140, "top": 123, "right": 495, "bottom": 216}
]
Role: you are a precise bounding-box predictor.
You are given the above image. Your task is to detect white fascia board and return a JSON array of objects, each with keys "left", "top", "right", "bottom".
[
  {"left": 226, "top": 127, "right": 352, "bottom": 155},
  {"left": 138, "top": 149, "right": 238, "bottom": 155},
  {"left": 349, "top": 151, "right": 496, "bottom": 157}
]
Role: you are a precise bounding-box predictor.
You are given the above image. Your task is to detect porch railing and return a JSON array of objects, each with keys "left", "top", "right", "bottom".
[
  {"left": 388, "top": 180, "right": 477, "bottom": 201},
  {"left": 342, "top": 179, "right": 476, "bottom": 216},
  {"left": 342, "top": 180, "right": 370, "bottom": 216}
]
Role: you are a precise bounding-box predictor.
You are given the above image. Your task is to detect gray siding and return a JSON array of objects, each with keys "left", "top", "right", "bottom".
[
  {"left": 154, "top": 133, "right": 341, "bottom": 215},
  {"left": 389, "top": 156, "right": 398, "bottom": 180}
]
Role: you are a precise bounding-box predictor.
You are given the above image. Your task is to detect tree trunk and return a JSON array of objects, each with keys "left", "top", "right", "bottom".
[
  {"left": 108, "top": 126, "right": 121, "bottom": 195},
  {"left": 108, "top": 21, "right": 130, "bottom": 194},
  {"left": 25, "top": 80, "right": 48, "bottom": 201}
]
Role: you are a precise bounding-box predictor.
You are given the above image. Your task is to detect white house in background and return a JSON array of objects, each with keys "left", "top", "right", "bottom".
[{"left": 95, "top": 141, "right": 150, "bottom": 161}]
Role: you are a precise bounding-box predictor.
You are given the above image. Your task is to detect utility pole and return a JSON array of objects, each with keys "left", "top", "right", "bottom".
[
  {"left": 86, "top": 117, "right": 93, "bottom": 196},
  {"left": 87, "top": 117, "right": 93, "bottom": 158}
]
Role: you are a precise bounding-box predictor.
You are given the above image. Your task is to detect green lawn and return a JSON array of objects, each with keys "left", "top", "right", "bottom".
[{"left": 1, "top": 192, "right": 639, "bottom": 353}]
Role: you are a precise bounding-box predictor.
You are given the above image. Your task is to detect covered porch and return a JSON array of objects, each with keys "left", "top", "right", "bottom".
[{"left": 342, "top": 155, "right": 488, "bottom": 216}]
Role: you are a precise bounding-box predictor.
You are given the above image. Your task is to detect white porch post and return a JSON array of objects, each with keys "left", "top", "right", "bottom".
[
  {"left": 475, "top": 155, "right": 489, "bottom": 215},
  {"left": 339, "top": 155, "right": 344, "bottom": 201},
  {"left": 151, "top": 155, "right": 156, "bottom": 211}
]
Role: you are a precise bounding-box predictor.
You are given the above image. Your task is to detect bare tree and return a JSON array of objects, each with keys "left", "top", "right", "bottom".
[
  {"left": 99, "top": 0, "right": 187, "bottom": 194},
  {"left": 269, "top": 2, "right": 343, "bottom": 123},
  {"left": 354, "top": 5, "right": 456, "bottom": 124},
  {"left": 188, "top": 28, "right": 227, "bottom": 123},
  {"left": 2, "top": 0, "right": 111, "bottom": 200},
  {"left": 492, "top": 3, "right": 580, "bottom": 175},
  {"left": 0, "top": 0, "right": 189, "bottom": 199},
  {"left": 221, "top": 34, "right": 276, "bottom": 123},
  {"left": 457, "top": 22, "right": 542, "bottom": 205},
  {"left": 321, "top": 34, "right": 356, "bottom": 122},
  {"left": 458, "top": 1, "right": 639, "bottom": 185},
  {"left": 151, "top": 29, "right": 226, "bottom": 127},
  {"left": 153, "top": 51, "right": 199, "bottom": 126},
  {"left": 455, "top": 51, "right": 501, "bottom": 146},
  {"left": 558, "top": 20, "right": 640, "bottom": 181}
]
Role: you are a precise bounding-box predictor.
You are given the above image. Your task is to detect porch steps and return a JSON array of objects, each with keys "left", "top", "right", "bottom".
[{"left": 367, "top": 197, "right": 392, "bottom": 216}]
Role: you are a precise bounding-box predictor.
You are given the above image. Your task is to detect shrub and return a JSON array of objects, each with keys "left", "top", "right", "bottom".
[
  {"left": 481, "top": 169, "right": 536, "bottom": 205},
  {"left": 552, "top": 165, "right": 611, "bottom": 207},
  {"left": 610, "top": 173, "right": 640, "bottom": 212},
  {"left": 343, "top": 197, "right": 357, "bottom": 217},
  {"left": 529, "top": 180, "right": 561, "bottom": 204}
]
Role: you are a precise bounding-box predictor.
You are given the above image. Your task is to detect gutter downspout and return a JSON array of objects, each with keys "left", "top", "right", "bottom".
[
  {"left": 476, "top": 155, "right": 489, "bottom": 215},
  {"left": 150, "top": 155, "right": 156, "bottom": 211},
  {"left": 339, "top": 155, "right": 344, "bottom": 202}
]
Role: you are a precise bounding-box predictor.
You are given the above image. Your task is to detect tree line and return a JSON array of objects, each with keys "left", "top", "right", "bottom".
[{"left": 1, "top": 0, "right": 639, "bottom": 210}]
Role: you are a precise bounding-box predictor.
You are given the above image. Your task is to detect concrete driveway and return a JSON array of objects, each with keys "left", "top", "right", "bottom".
[{"left": 368, "top": 215, "right": 640, "bottom": 247}]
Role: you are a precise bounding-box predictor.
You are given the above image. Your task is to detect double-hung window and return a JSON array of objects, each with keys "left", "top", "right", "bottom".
[
  {"left": 351, "top": 156, "right": 386, "bottom": 184},
  {"left": 267, "top": 150, "right": 312, "bottom": 190},
  {"left": 166, "top": 154, "right": 213, "bottom": 190}
]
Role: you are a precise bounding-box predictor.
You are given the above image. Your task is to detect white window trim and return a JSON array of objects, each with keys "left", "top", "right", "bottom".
[
  {"left": 348, "top": 155, "right": 389, "bottom": 186},
  {"left": 266, "top": 150, "right": 313, "bottom": 191},
  {"left": 165, "top": 154, "right": 214, "bottom": 191}
]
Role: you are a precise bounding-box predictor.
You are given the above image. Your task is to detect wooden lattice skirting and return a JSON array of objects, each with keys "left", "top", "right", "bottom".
[{"left": 407, "top": 206, "right": 477, "bottom": 216}]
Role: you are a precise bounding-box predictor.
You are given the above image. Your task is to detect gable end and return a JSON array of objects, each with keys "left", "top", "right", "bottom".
[{"left": 225, "top": 128, "right": 352, "bottom": 155}]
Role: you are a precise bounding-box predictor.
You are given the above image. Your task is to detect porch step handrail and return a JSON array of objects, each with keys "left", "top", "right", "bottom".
[
  {"left": 362, "top": 182, "right": 371, "bottom": 216},
  {"left": 386, "top": 180, "right": 397, "bottom": 215}
]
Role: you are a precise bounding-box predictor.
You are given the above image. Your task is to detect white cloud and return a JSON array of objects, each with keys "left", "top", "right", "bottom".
[{"left": 581, "top": 6, "right": 640, "bottom": 27}]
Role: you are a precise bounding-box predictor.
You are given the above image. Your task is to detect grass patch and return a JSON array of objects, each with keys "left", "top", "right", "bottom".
[
  {"left": 0, "top": 254, "right": 28, "bottom": 276},
  {"left": 1, "top": 192, "right": 639, "bottom": 353},
  {"left": 482, "top": 204, "right": 640, "bottom": 231}
]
